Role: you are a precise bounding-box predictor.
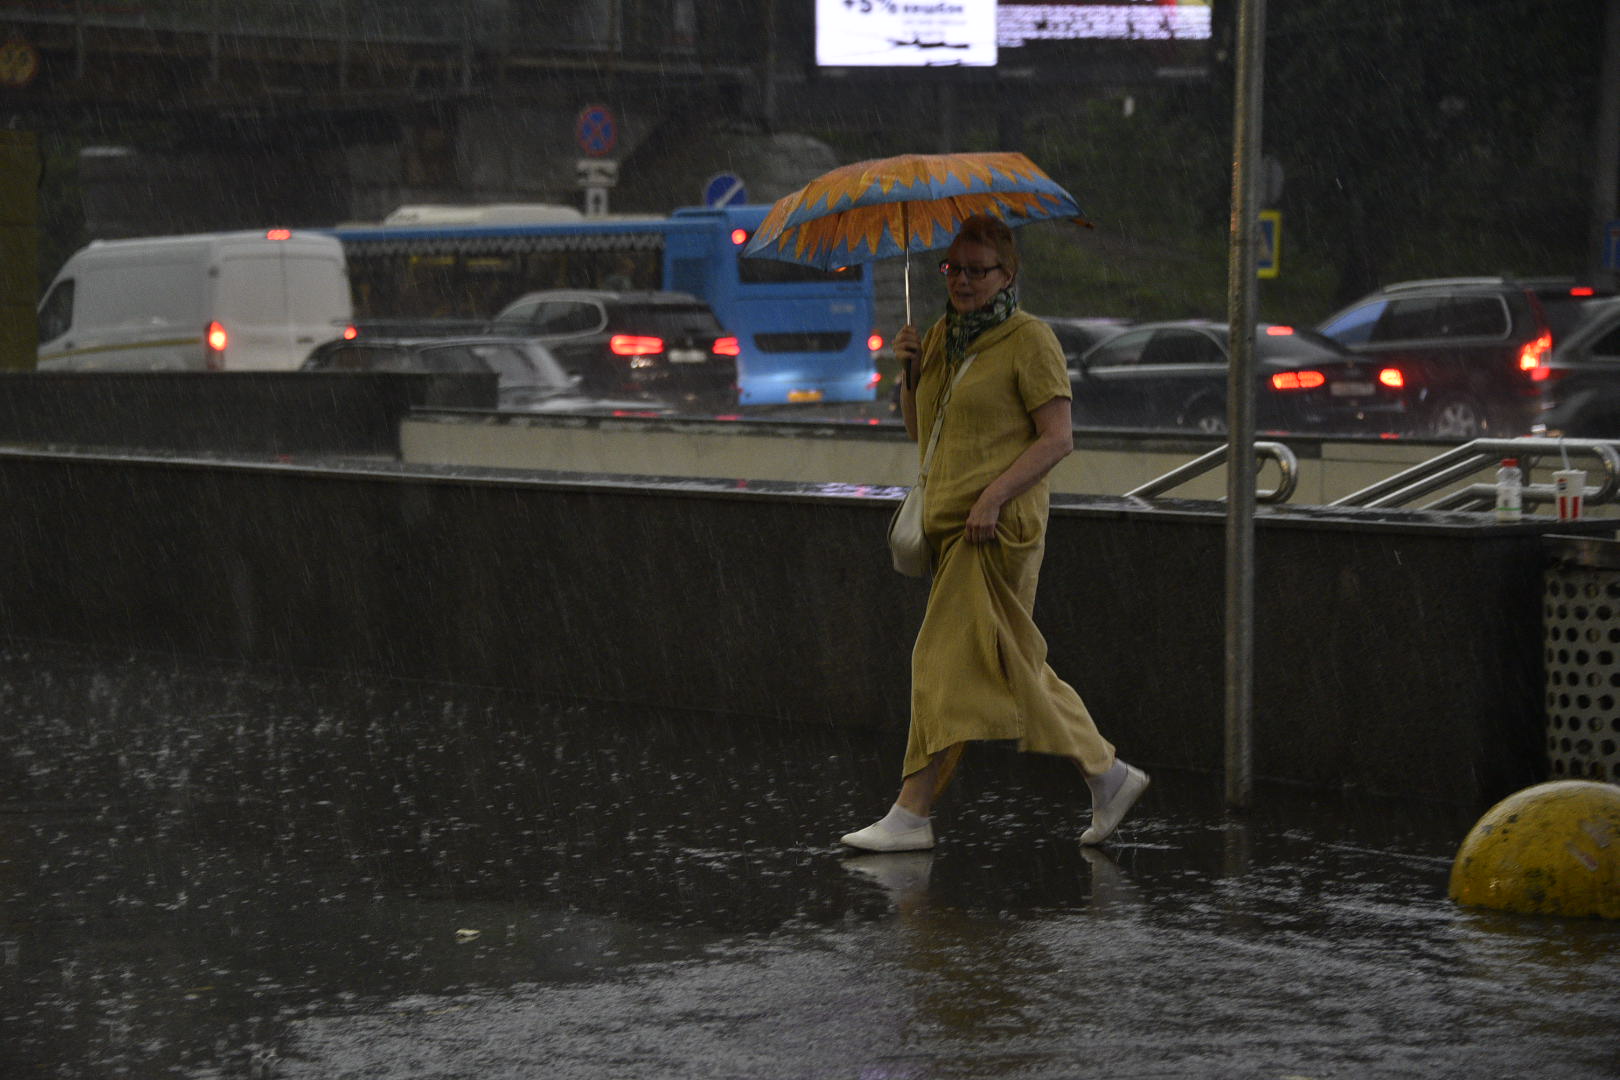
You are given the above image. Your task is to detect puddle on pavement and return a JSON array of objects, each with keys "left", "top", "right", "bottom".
[{"left": 2, "top": 642, "right": 1616, "bottom": 1078}]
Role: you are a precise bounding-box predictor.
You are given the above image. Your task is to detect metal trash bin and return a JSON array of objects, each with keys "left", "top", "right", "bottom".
[{"left": 1544, "top": 535, "right": 1620, "bottom": 782}]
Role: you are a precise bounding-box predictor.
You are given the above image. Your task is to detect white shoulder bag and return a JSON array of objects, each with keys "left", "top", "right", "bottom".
[{"left": 886, "top": 354, "right": 977, "bottom": 577}]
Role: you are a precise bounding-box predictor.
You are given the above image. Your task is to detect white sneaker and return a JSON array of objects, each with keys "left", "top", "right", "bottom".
[
  {"left": 1081, "top": 765, "right": 1150, "bottom": 846},
  {"left": 839, "top": 818, "right": 935, "bottom": 852}
]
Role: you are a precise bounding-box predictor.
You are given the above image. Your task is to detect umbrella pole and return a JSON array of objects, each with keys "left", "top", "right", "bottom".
[{"left": 904, "top": 248, "right": 911, "bottom": 326}]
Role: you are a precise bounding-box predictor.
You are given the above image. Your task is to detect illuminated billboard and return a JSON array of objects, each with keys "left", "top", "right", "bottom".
[
  {"left": 815, "top": 1, "right": 1211, "bottom": 68},
  {"left": 816, "top": 0, "right": 999, "bottom": 68},
  {"left": 999, "top": 2, "right": 1212, "bottom": 46}
]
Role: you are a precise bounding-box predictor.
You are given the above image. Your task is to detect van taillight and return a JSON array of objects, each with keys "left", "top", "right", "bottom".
[
  {"left": 610, "top": 335, "right": 663, "bottom": 356},
  {"left": 713, "top": 336, "right": 740, "bottom": 356},
  {"left": 1518, "top": 330, "right": 1553, "bottom": 371}
]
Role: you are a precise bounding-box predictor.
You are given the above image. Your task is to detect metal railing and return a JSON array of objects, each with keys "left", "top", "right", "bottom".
[
  {"left": 1330, "top": 437, "right": 1620, "bottom": 512},
  {"left": 1125, "top": 441, "right": 1299, "bottom": 504}
]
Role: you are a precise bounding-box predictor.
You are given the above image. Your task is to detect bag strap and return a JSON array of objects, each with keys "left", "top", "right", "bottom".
[{"left": 918, "top": 353, "right": 976, "bottom": 481}]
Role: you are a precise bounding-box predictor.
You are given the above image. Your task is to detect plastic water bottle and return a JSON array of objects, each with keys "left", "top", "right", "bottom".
[{"left": 1495, "top": 458, "right": 1523, "bottom": 523}]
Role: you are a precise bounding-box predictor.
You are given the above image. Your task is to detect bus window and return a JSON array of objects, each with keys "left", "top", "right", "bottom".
[{"left": 737, "top": 257, "right": 863, "bottom": 285}]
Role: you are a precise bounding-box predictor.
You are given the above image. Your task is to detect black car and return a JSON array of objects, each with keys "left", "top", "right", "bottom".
[
  {"left": 1316, "top": 276, "right": 1614, "bottom": 438},
  {"left": 1069, "top": 319, "right": 1407, "bottom": 435},
  {"left": 302, "top": 335, "right": 678, "bottom": 415},
  {"left": 1037, "top": 315, "right": 1135, "bottom": 366},
  {"left": 1530, "top": 297, "right": 1620, "bottom": 436},
  {"left": 488, "top": 289, "right": 738, "bottom": 407}
]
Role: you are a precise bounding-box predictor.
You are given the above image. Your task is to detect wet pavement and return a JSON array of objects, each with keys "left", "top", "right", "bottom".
[{"left": 2, "top": 641, "right": 1617, "bottom": 1079}]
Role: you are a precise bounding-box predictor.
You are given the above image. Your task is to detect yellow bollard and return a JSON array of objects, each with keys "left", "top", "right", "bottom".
[{"left": 1449, "top": 780, "right": 1620, "bottom": 919}]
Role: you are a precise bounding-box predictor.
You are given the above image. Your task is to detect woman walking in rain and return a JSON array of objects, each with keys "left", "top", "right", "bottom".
[{"left": 840, "top": 214, "right": 1149, "bottom": 852}]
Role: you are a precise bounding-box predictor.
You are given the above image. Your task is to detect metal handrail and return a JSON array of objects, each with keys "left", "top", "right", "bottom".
[
  {"left": 1330, "top": 437, "right": 1620, "bottom": 512},
  {"left": 1126, "top": 441, "right": 1299, "bottom": 504}
]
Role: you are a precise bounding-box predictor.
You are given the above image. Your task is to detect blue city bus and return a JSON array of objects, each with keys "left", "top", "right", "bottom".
[{"left": 328, "top": 203, "right": 880, "bottom": 405}]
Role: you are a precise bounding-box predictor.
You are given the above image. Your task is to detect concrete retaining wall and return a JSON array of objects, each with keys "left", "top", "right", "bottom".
[
  {"left": 0, "top": 447, "right": 1605, "bottom": 807},
  {"left": 0, "top": 372, "right": 495, "bottom": 457}
]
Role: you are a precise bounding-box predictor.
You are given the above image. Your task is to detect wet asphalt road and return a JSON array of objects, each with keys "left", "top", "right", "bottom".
[{"left": 2, "top": 642, "right": 1617, "bottom": 1079}]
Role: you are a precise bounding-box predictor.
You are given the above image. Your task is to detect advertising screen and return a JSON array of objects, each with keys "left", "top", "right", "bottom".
[
  {"left": 815, "top": 1, "right": 1211, "bottom": 68},
  {"left": 815, "top": 0, "right": 999, "bottom": 68},
  {"left": 998, "top": 2, "right": 1212, "bottom": 46}
]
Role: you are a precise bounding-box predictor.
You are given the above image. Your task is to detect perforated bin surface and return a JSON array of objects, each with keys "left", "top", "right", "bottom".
[{"left": 1544, "top": 547, "right": 1620, "bottom": 782}]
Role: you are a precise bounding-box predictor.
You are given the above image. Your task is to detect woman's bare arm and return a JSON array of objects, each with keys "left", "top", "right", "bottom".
[{"left": 894, "top": 324, "right": 921, "bottom": 443}]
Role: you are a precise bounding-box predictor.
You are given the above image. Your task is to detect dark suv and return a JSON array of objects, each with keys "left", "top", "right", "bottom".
[
  {"left": 1316, "top": 277, "right": 1612, "bottom": 438},
  {"left": 1530, "top": 297, "right": 1620, "bottom": 436},
  {"left": 489, "top": 289, "right": 738, "bottom": 407}
]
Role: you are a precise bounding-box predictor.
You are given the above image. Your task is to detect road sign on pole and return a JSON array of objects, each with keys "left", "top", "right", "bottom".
[
  {"left": 1257, "top": 210, "right": 1281, "bottom": 279},
  {"left": 575, "top": 105, "right": 617, "bottom": 158},
  {"left": 702, "top": 172, "right": 747, "bottom": 208}
]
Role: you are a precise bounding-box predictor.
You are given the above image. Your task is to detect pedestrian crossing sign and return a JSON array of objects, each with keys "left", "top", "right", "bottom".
[{"left": 1258, "top": 210, "right": 1281, "bottom": 279}]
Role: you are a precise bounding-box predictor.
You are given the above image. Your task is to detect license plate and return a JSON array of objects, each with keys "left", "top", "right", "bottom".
[
  {"left": 1330, "top": 381, "right": 1375, "bottom": 397},
  {"left": 788, "top": 389, "right": 825, "bottom": 403},
  {"left": 668, "top": 348, "right": 706, "bottom": 364}
]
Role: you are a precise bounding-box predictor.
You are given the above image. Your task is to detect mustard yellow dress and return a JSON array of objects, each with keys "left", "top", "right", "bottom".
[{"left": 903, "top": 309, "right": 1116, "bottom": 778}]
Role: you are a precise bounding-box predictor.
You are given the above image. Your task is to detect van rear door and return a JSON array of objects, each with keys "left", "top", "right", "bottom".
[
  {"left": 214, "top": 246, "right": 287, "bottom": 370},
  {"left": 212, "top": 233, "right": 351, "bottom": 370}
]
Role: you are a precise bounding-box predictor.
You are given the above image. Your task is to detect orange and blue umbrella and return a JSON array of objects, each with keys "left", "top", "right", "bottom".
[{"left": 743, "top": 151, "right": 1091, "bottom": 322}]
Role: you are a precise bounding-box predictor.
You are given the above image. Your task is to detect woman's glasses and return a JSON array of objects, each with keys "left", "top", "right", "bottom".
[{"left": 939, "top": 260, "right": 1003, "bottom": 281}]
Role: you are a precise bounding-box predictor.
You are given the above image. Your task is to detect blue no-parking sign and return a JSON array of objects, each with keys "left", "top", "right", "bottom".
[
  {"left": 575, "top": 105, "right": 617, "bottom": 158},
  {"left": 703, "top": 172, "right": 747, "bottom": 208}
]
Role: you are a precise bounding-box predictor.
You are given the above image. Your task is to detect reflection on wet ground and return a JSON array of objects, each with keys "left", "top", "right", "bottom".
[{"left": 2, "top": 642, "right": 1616, "bottom": 1079}]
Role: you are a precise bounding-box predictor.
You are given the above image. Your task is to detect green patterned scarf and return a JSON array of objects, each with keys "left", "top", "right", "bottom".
[{"left": 944, "top": 286, "right": 1018, "bottom": 372}]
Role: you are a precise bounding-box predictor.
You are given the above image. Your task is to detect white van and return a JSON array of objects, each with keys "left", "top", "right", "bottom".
[{"left": 36, "top": 229, "right": 353, "bottom": 371}]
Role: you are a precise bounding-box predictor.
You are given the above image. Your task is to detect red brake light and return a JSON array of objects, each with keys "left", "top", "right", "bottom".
[
  {"left": 1378, "top": 367, "right": 1404, "bottom": 388},
  {"left": 1518, "top": 329, "right": 1553, "bottom": 371},
  {"left": 713, "top": 336, "right": 740, "bottom": 356},
  {"left": 866, "top": 370, "right": 882, "bottom": 388},
  {"left": 610, "top": 334, "right": 663, "bottom": 356},
  {"left": 265, "top": 228, "right": 291, "bottom": 241},
  {"left": 206, "top": 321, "right": 228, "bottom": 352},
  {"left": 1264, "top": 325, "right": 1294, "bottom": 336},
  {"left": 1271, "top": 370, "right": 1325, "bottom": 390},
  {"left": 342, "top": 324, "right": 358, "bottom": 341},
  {"left": 867, "top": 332, "right": 884, "bottom": 352},
  {"left": 1571, "top": 286, "right": 1596, "bottom": 297},
  {"left": 730, "top": 228, "right": 749, "bottom": 246}
]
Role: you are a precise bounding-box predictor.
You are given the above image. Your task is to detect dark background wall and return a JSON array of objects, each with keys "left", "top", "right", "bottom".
[{"left": 0, "top": 448, "right": 1598, "bottom": 808}]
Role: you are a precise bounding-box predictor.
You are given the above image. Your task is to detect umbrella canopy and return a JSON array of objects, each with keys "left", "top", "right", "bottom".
[
  {"left": 742, "top": 151, "right": 1090, "bottom": 323},
  {"left": 743, "top": 151, "right": 1090, "bottom": 270}
]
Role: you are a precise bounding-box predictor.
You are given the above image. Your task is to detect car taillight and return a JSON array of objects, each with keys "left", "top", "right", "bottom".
[
  {"left": 342, "top": 324, "right": 358, "bottom": 341},
  {"left": 610, "top": 334, "right": 663, "bottom": 356},
  {"left": 1571, "top": 286, "right": 1596, "bottom": 297},
  {"left": 1378, "top": 367, "right": 1404, "bottom": 388},
  {"left": 1518, "top": 330, "right": 1553, "bottom": 371},
  {"left": 868, "top": 332, "right": 884, "bottom": 352},
  {"left": 1531, "top": 366, "right": 1569, "bottom": 383},
  {"left": 1265, "top": 325, "right": 1294, "bottom": 336},
  {"left": 866, "top": 370, "right": 882, "bottom": 388},
  {"left": 1270, "top": 370, "right": 1325, "bottom": 390},
  {"left": 713, "top": 336, "right": 740, "bottom": 356},
  {"left": 265, "top": 228, "right": 291, "bottom": 241}
]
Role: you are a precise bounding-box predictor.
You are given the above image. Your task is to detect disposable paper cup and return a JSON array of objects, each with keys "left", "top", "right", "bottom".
[{"left": 1555, "top": 469, "right": 1586, "bottom": 520}]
